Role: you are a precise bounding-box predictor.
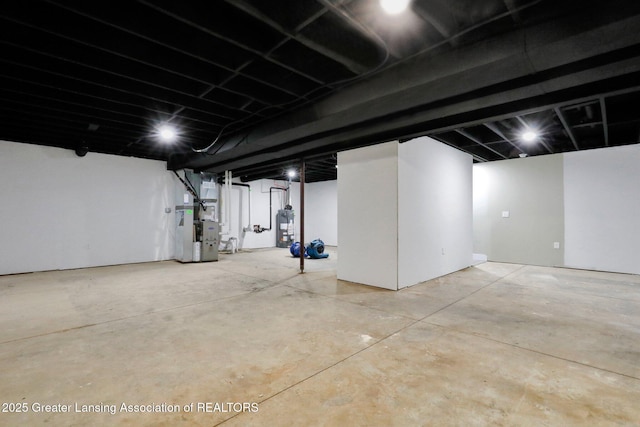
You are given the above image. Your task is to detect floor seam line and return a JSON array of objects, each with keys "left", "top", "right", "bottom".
[
  {"left": 494, "top": 279, "right": 640, "bottom": 303},
  {"left": 0, "top": 283, "right": 290, "bottom": 345},
  {"left": 281, "top": 283, "right": 419, "bottom": 322},
  {"left": 418, "top": 264, "right": 528, "bottom": 321},
  {"left": 214, "top": 317, "right": 423, "bottom": 426},
  {"left": 423, "top": 320, "right": 640, "bottom": 382}
]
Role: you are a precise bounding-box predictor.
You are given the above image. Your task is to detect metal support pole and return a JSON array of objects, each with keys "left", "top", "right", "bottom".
[{"left": 300, "top": 159, "right": 305, "bottom": 274}]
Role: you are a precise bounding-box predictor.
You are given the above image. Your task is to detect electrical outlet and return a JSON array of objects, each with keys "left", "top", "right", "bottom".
[{"left": 553, "top": 242, "right": 560, "bottom": 249}]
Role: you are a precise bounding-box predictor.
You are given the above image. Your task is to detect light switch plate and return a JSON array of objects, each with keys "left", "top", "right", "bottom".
[{"left": 502, "top": 211, "right": 510, "bottom": 218}]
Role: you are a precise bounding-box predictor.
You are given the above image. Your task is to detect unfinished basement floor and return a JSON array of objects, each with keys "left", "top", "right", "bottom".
[{"left": 1, "top": 248, "right": 639, "bottom": 426}]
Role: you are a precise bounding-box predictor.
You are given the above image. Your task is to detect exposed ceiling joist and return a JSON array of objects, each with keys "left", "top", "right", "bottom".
[
  {"left": 554, "top": 107, "right": 581, "bottom": 151},
  {"left": 599, "top": 97, "right": 610, "bottom": 146}
]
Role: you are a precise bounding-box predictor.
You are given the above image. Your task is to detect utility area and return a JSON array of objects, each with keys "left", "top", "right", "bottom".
[{"left": 172, "top": 169, "right": 301, "bottom": 263}]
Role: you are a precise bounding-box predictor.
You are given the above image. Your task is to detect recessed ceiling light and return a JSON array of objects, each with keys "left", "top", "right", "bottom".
[
  {"left": 380, "top": 0, "right": 410, "bottom": 15},
  {"left": 158, "top": 124, "right": 177, "bottom": 142},
  {"left": 521, "top": 130, "right": 538, "bottom": 142}
]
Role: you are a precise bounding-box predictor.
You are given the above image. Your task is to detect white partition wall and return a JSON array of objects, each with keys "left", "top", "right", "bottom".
[
  {"left": 398, "top": 137, "right": 473, "bottom": 288},
  {"left": 338, "top": 138, "right": 473, "bottom": 290},
  {"left": 564, "top": 145, "right": 640, "bottom": 275},
  {"left": 337, "top": 142, "right": 399, "bottom": 290}
]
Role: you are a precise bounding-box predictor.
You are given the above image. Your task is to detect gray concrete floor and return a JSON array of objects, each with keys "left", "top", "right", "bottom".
[{"left": 1, "top": 247, "right": 639, "bottom": 426}]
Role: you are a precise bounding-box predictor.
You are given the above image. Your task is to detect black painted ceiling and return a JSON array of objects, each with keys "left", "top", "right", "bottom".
[{"left": 2, "top": 0, "right": 640, "bottom": 182}]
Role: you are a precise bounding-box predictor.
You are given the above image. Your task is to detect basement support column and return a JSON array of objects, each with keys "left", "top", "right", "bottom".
[{"left": 300, "top": 159, "right": 305, "bottom": 273}]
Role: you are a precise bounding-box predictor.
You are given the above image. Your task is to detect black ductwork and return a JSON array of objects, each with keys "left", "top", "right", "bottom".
[{"left": 168, "top": 5, "right": 640, "bottom": 174}]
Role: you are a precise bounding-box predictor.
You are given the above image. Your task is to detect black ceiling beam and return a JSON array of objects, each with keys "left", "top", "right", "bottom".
[
  {"left": 230, "top": 152, "right": 336, "bottom": 178},
  {"left": 0, "top": 87, "right": 205, "bottom": 134},
  {"left": 43, "top": 0, "right": 304, "bottom": 102},
  {"left": 0, "top": 80, "right": 225, "bottom": 132},
  {"left": 503, "top": 0, "right": 522, "bottom": 23},
  {"left": 0, "top": 118, "right": 141, "bottom": 144},
  {"left": 600, "top": 97, "right": 610, "bottom": 146},
  {"left": 455, "top": 128, "right": 508, "bottom": 159},
  {"left": 138, "top": 0, "right": 326, "bottom": 87},
  {"left": 0, "top": 16, "right": 277, "bottom": 112},
  {"left": 224, "top": 0, "right": 370, "bottom": 75},
  {"left": 0, "top": 69, "right": 233, "bottom": 129},
  {"left": 239, "top": 166, "right": 335, "bottom": 184},
  {"left": 315, "top": 0, "right": 388, "bottom": 64},
  {"left": 552, "top": 108, "right": 580, "bottom": 151},
  {"left": 412, "top": 0, "right": 457, "bottom": 43},
  {"left": 572, "top": 121, "right": 603, "bottom": 129},
  {"left": 561, "top": 99, "right": 599, "bottom": 110},
  {"left": 483, "top": 122, "right": 524, "bottom": 155},
  {"left": 0, "top": 55, "right": 244, "bottom": 122},
  {"left": 0, "top": 101, "right": 146, "bottom": 137}
]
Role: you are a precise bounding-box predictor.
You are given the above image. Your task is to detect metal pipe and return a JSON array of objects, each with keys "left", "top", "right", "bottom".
[
  {"left": 300, "top": 160, "right": 305, "bottom": 274},
  {"left": 232, "top": 183, "right": 251, "bottom": 231},
  {"left": 222, "top": 170, "right": 232, "bottom": 235},
  {"left": 268, "top": 187, "right": 286, "bottom": 231}
]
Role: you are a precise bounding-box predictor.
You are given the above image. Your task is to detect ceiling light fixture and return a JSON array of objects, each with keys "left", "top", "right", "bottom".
[
  {"left": 380, "top": 0, "right": 410, "bottom": 15},
  {"left": 521, "top": 130, "right": 538, "bottom": 142},
  {"left": 287, "top": 170, "right": 296, "bottom": 178},
  {"left": 158, "top": 124, "right": 177, "bottom": 142}
]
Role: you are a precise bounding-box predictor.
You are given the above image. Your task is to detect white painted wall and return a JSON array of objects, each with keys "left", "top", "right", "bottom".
[
  {"left": 338, "top": 142, "right": 399, "bottom": 290},
  {"left": 564, "top": 145, "right": 640, "bottom": 274},
  {"left": 0, "top": 140, "right": 174, "bottom": 275},
  {"left": 472, "top": 143, "right": 640, "bottom": 274},
  {"left": 398, "top": 137, "right": 473, "bottom": 288},
  {"left": 473, "top": 155, "right": 565, "bottom": 267},
  {"left": 305, "top": 180, "right": 338, "bottom": 246}
]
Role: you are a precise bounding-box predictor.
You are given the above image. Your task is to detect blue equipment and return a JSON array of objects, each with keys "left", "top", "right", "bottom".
[
  {"left": 306, "top": 239, "right": 329, "bottom": 259},
  {"left": 289, "top": 241, "right": 306, "bottom": 258}
]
